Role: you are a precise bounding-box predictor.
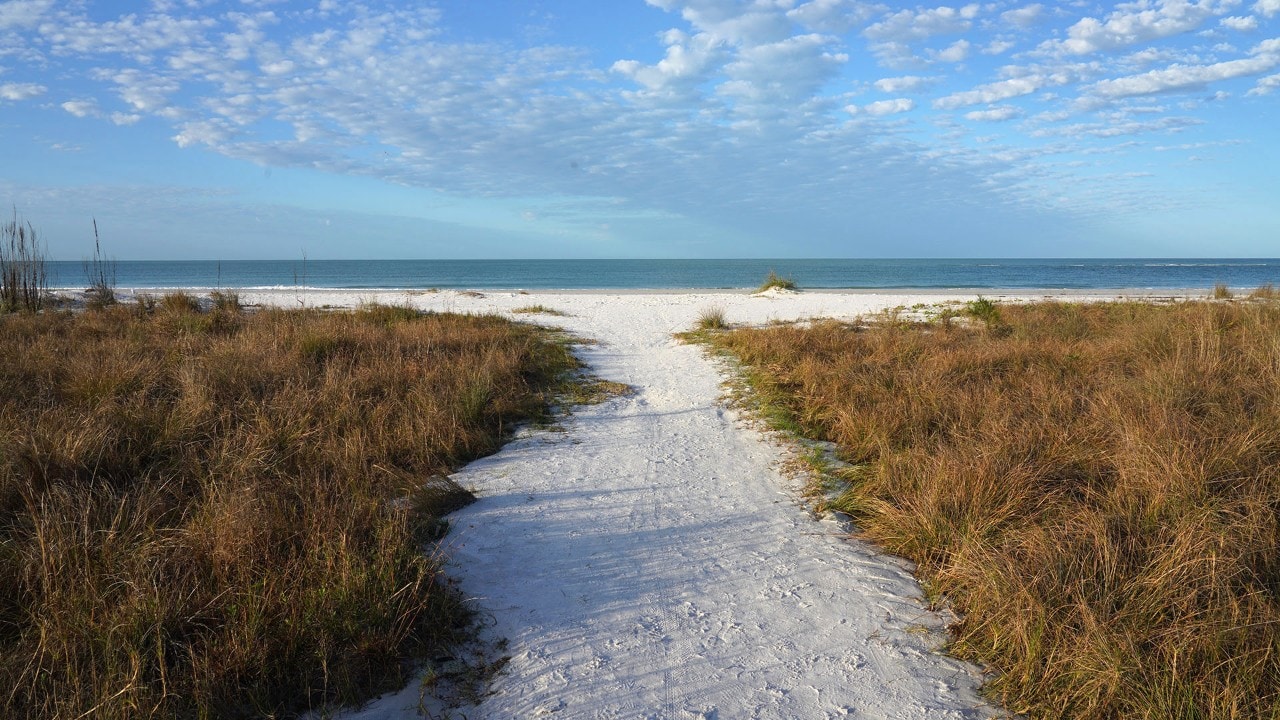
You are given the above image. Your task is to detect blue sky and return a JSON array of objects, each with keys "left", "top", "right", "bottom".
[{"left": 1, "top": 0, "right": 1277, "bottom": 259}]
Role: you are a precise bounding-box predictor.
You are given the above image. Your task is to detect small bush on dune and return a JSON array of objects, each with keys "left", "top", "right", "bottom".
[
  {"left": 706, "top": 300, "right": 1280, "bottom": 719},
  {"left": 1212, "top": 282, "right": 1233, "bottom": 299},
  {"left": 757, "top": 270, "right": 797, "bottom": 292},
  {"left": 0, "top": 306, "right": 583, "bottom": 719}
]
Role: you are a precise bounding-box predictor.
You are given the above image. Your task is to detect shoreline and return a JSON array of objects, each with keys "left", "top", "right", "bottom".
[{"left": 54, "top": 285, "right": 1219, "bottom": 299}]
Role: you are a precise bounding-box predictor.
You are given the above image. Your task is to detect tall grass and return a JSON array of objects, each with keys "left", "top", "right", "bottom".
[
  {"left": 1, "top": 208, "right": 48, "bottom": 313},
  {"left": 0, "top": 303, "right": 583, "bottom": 719},
  {"left": 706, "top": 300, "right": 1280, "bottom": 719},
  {"left": 84, "top": 218, "right": 116, "bottom": 308}
]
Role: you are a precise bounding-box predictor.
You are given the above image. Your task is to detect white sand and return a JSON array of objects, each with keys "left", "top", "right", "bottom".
[{"left": 221, "top": 288, "right": 1113, "bottom": 719}]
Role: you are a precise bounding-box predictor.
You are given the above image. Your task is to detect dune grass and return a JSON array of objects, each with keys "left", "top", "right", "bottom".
[
  {"left": 0, "top": 298, "right": 586, "bottom": 719},
  {"left": 511, "top": 304, "right": 568, "bottom": 316},
  {"left": 756, "top": 270, "right": 797, "bottom": 292},
  {"left": 0, "top": 209, "right": 47, "bottom": 313},
  {"left": 696, "top": 305, "right": 729, "bottom": 330},
  {"left": 701, "top": 298, "right": 1280, "bottom": 719}
]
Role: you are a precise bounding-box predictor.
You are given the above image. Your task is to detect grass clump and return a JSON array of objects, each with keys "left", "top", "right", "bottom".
[
  {"left": 83, "top": 218, "right": 117, "bottom": 309},
  {"left": 0, "top": 208, "right": 48, "bottom": 313},
  {"left": 1249, "top": 283, "right": 1278, "bottom": 300},
  {"left": 702, "top": 300, "right": 1280, "bottom": 719},
  {"left": 696, "top": 305, "right": 729, "bottom": 330},
  {"left": 511, "top": 305, "right": 568, "bottom": 316},
  {"left": 1212, "top": 282, "right": 1233, "bottom": 299},
  {"left": 0, "top": 305, "right": 586, "bottom": 719},
  {"left": 756, "top": 270, "right": 797, "bottom": 292}
]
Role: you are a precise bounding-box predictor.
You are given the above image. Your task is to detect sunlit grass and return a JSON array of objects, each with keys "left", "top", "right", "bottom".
[
  {"left": 700, "top": 295, "right": 1280, "bottom": 719},
  {"left": 0, "top": 302, "right": 587, "bottom": 719}
]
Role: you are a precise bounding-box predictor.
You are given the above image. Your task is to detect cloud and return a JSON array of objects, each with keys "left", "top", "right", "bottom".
[
  {"left": 1247, "top": 71, "right": 1280, "bottom": 93},
  {"left": 937, "top": 39, "right": 971, "bottom": 62},
  {"left": 0, "top": 81, "right": 44, "bottom": 100},
  {"left": 863, "top": 4, "right": 980, "bottom": 42},
  {"left": 872, "top": 75, "right": 937, "bottom": 93},
  {"left": 1034, "top": 115, "right": 1203, "bottom": 138},
  {"left": 1001, "top": 4, "right": 1043, "bottom": 29},
  {"left": 983, "top": 39, "right": 1016, "bottom": 55},
  {"left": 1042, "top": 0, "right": 1224, "bottom": 56},
  {"left": 965, "top": 106, "right": 1021, "bottom": 121},
  {"left": 1257, "top": 0, "right": 1280, "bottom": 17},
  {"left": 847, "top": 97, "right": 915, "bottom": 115},
  {"left": 862, "top": 4, "right": 980, "bottom": 64},
  {"left": 1090, "top": 53, "right": 1280, "bottom": 98},
  {"left": 719, "top": 33, "right": 847, "bottom": 107},
  {"left": 786, "top": 0, "right": 879, "bottom": 33},
  {"left": 61, "top": 98, "right": 99, "bottom": 116},
  {"left": 0, "top": 0, "right": 54, "bottom": 30},
  {"left": 1221, "top": 15, "right": 1259, "bottom": 30},
  {"left": 934, "top": 75, "right": 1051, "bottom": 109}
]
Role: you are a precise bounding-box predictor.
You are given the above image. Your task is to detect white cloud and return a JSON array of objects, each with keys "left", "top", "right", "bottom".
[
  {"left": 983, "top": 39, "right": 1016, "bottom": 55},
  {"left": 1247, "top": 71, "right": 1280, "bottom": 93},
  {"left": 667, "top": 0, "right": 793, "bottom": 45},
  {"left": 847, "top": 97, "right": 915, "bottom": 115},
  {"left": 1221, "top": 15, "right": 1259, "bottom": 30},
  {"left": 937, "top": 39, "right": 971, "bottom": 62},
  {"left": 934, "top": 75, "right": 1050, "bottom": 109},
  {"left": 172, "top": 118, "right": 231, "bottom": 148},
  {"left": 61, "top": 98, "right": 98, "bottom": 116},
  {"left": 864, "top": 4, "right": 980, "bottom": 42},
  {"left": 873, "top": 75, "right": 937, "bottom": 92},
  {"left": 1091, "top": 54, "right": 1280, "bottom": 97},
  {"left": 111, "top": 112, "right": 142, "bottom": 126},
  {"left": 1035, "top": 115, "right": 1203, "bottom": 138},
  {"left": 0, "top": 0, "right": 54, "bottom": 30},
  {"left": 786, "top": 0, "right": 879, "bottom": 33},
  {"left": 965, "top": 106, "right": 1021, "bottom": 121},
  {"left": 1042, "top": 0, "right": 1224, "bottom": 56},
  {"left": 1001, "top": 4, "right": 1043, "bottom": 29},
  {"left": 0, "top": 81, "right": 44, "bottom": 100},
  {"left": 1257, "top": 0, "right": 1280, "bottom": 17}
]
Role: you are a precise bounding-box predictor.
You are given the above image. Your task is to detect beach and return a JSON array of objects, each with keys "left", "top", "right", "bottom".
[{"left": 197, "top": 286, "right": 1121, "bottom": 719}]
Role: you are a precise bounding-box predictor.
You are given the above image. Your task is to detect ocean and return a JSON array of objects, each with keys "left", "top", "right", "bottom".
[{"left": 44, "top": 258, "right": 1280, "bottom": 292}]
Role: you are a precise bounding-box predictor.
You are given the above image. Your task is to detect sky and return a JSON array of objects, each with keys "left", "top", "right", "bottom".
[{"left": 0, "top": 0, "right": 1277, "bottom": 259}]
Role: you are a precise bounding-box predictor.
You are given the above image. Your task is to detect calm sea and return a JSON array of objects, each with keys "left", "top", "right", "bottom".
[{"left": 44, "top": 259, "right": 1280, "bottom": 291}]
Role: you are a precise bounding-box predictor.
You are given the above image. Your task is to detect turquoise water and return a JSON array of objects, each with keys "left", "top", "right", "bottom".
[{"left": 45, "top": 259, "right": 1280, "bottom": 291}]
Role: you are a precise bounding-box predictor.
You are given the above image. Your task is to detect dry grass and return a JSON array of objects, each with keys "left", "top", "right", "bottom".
[
  {"left": 1, "top": 209, "right": 47, "bottom": 313},
  {"left": 704, "top": 299, "right": 1280, "bottom": 719},
  {"left": 696, "top": 305, "right": 729, "bottom": 330},
  {"left": 756, "top": 270, "right": 797, "bottom": 292},
  {"left": 511, "top": 304, "right": 568, "bottom": 316},
  {"left": 0, "top": 300, "right": 584, "bottom": 719}
]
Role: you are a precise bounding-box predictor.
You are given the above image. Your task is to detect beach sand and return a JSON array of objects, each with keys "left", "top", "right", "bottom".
[{"left": 209, "top": 288, "right": 1133, "bottom": 719}]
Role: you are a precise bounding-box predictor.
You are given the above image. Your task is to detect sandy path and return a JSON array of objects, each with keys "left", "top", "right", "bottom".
[{"left": 241, "top": 290, "right": 1015, "bottom": 719}]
